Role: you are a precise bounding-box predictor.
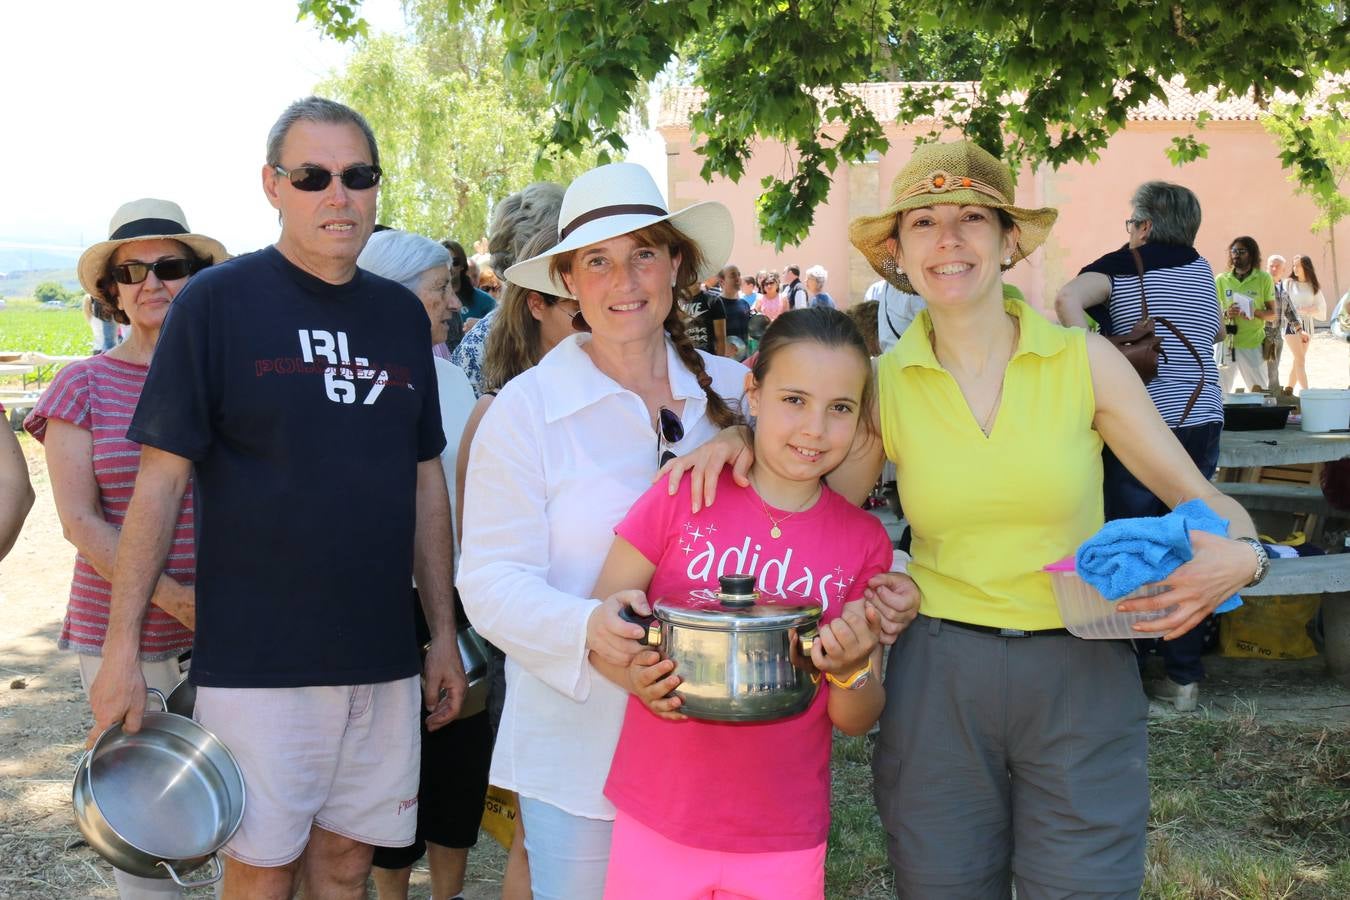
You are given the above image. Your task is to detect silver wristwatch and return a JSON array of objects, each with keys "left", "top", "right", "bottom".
[{"left": 1234, "top": 537, "right": 1269, "bottom": 587}]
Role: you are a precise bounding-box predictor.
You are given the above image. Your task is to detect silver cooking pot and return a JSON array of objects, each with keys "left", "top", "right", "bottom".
[
  {"left": 72, "top": 689, "right": 245, "bottom": 888},
  {"left": 424, "top": 625, "right": 491, "bottom": 720},
  {"left": 621, "top": 574, "right": 821, "bottom": 722},
  {"left": 165, "top": 676, "right": 195, "bottom": 718}
]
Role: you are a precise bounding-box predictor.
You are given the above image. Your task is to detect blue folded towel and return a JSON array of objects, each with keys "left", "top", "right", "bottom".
[{"left": 1075, "top": 499, "right": 1243, "bottom": 613}]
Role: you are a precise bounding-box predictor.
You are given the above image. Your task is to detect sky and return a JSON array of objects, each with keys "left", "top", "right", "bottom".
[{"left": 0, "top": 0, "right": 666, "bottom": 267}]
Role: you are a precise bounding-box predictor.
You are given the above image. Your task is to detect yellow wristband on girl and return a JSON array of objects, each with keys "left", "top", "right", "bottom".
[{"left": 825, "top": 659, "right": 873, "bottom": 691}]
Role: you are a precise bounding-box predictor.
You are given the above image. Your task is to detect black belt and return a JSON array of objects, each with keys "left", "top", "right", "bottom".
[{"left": 941, "top": 619, "right": 1071, "bottom": 638}]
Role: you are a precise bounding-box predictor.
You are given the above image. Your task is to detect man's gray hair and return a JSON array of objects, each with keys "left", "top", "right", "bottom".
[
  {"left": 266, "top": 96, "right": 380, "bottom": 169},
  {"left": 805, "top": 264, "right": 828, "bottom": 288},
  {"left": 357, "top": 230, "right": 449, "bottom": 292},
  {"left": 487, "top": 182, "right": 564, "bottom": 272},
  {"left": 1130, "top": 181, "right": 1201, "bottom": 248}
]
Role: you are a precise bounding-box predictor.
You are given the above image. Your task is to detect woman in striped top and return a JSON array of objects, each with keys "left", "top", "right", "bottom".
[
  {"left": 23, "top": 198, "right": 225, "bottom": 898},
  {"left": 1055, "top": 180, "right": 1225, "bottom": 711}
]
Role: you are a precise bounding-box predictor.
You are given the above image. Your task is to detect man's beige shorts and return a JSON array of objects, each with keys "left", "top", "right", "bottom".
[{"left": 195, "top": 677, "right": 421, "bottom": 867}]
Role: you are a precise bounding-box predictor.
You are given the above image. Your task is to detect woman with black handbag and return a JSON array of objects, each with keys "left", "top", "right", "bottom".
[{"left": 1055, "top": 181, "right": 1225, "bottom": 711}]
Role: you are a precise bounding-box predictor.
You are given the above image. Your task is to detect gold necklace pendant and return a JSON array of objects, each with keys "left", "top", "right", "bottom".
[{"left": 751, "top": 473, "right": 818, "bottom": 540}]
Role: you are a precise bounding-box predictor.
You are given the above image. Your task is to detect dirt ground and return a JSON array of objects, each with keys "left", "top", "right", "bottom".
[
  {"left": 1, "top": 334, "right": 1346, "bottom": 897},
  {"left": 0, "top": 446, "right": 506, "bottom": 897}
]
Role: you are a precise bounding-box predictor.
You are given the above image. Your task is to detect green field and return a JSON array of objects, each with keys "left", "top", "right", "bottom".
[{"left": 0, "top": 298, "right": 90, "bottom": 357}]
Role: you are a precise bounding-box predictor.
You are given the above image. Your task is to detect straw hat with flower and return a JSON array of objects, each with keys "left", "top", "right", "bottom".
[{"left": 848, "top": 141, "right": 1057, "bottom": 293}]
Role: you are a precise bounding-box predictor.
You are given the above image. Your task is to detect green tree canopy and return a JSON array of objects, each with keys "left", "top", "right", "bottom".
[
  {"left": 304, "top": 0, "right": 1350, "bottom": 248},
  {"left": 317, "top": 0, "right": 598, "bottom": 245},
  {"left": 1263, "top": 98, "right": 1350, "bottom": 297},
  {"left": 32, "top": 281, "right": 74, "bottom": 305}
]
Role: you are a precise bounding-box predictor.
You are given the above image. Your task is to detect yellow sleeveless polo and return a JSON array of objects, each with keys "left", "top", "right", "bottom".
[{"left": 878, "top": 299, "right": 1102, "bottom": 630}]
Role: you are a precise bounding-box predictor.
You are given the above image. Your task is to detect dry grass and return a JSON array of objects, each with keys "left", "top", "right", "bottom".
[{"left": 827, "top": 714, "right": 1350, "bottom": 900}]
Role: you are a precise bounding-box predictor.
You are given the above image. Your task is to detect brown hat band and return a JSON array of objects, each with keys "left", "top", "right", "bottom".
[
  {"left": 895, "top": 170, "right": 1008, "bottom": 205},
  {"left": 560, "top": 204, "right": 668, "bottom": 240}
]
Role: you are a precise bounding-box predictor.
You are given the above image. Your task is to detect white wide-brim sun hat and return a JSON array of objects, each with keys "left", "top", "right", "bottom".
[{"left": 504, "top": 162, "right": 733, "bottom": 299}]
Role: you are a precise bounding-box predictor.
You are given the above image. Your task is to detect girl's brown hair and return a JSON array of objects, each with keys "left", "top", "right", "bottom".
[
  {"left": 1292, "top": 254, "right": 1321, "bottom": 296},
  {"left": 750, "top": 307, "right": 877, "bottom": 441},
  {"left": 547, "top": 220, "right": 740, "bottom": 429},
  {"left": 481, "top": 230, "right": 562, "bottom": 393}
]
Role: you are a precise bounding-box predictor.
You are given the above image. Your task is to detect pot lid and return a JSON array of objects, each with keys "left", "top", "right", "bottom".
[{"left": 651, "top": 573, "right": 821, "bottom": 631}]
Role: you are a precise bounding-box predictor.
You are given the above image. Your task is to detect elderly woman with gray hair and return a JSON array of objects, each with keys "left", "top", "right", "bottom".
[
  {"left": 1055, "top": 180, "right": 1224, "bottom": 712},
  {"left": 804, "top": 264, "right": 836, "bottom": 308},
  {"left": 355, "top": 229, "right": 487, "bottom": 900}
]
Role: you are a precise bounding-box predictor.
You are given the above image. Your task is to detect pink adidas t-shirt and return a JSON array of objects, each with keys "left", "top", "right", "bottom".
[{"left": 603, "top": 469, "right": 893, "bottom": 853}]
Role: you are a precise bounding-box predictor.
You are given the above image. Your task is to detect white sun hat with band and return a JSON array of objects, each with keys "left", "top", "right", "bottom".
[
  {"left": 78, "top": 198, "right": 228, "bottom": 297},
  {"left": 504, "top": 162, "right": 733, "bottom": 299}
]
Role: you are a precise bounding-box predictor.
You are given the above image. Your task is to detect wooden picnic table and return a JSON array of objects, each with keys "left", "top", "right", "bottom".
[
  {"left": 0, "top": 351, "right": 86, "bottom": 394},
  {"left": 1218, "top": 425, "right": 1350, "bottom": 474},
  {"left": 1216, "top": 425, "right": 1350, "bottom": 686}
]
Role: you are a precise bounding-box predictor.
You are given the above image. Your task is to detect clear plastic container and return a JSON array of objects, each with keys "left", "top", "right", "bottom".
[{"left": 1043, "top": 558, "right": 1175, "bottom": 639}]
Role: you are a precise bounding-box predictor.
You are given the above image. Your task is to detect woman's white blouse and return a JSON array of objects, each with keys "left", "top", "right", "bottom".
[{"left": 458, "top": 334, "right": 747, "bottom": 818}]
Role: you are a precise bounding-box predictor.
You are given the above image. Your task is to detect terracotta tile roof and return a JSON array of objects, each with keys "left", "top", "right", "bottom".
[{"left": 656, "top": 76, "right": 1347, "bottom": 129}]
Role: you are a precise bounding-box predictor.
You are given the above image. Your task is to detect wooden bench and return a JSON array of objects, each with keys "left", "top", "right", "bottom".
[
  {"left": 1218, "top": 482, "right": 1336, "bottom": 518},
  {"left": 1240, "top": 554, "right": 1350, "bottom": 687}
]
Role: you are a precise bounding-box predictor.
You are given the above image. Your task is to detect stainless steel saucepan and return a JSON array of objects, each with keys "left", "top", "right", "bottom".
[
  {"left": 621, "top": 573, "right": 821, "bottom": 722},
  {"left": 424, "top": 625, "right": 492, "bottom": 719},
  {"left": 72, "top": 689, "right": 245, "bottom": 888}
]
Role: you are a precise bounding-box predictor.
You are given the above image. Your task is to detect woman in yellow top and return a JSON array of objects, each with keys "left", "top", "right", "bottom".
[{"left": 672, "top": 141, "right": 1263, "bottom": 898}]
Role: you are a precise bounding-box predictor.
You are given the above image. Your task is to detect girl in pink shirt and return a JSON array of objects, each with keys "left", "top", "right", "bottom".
[{"left": 591, "top": 308, "right": 891, "bottom": 899}]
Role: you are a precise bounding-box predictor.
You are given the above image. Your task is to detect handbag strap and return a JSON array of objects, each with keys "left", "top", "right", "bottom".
[
  {"left": 1151, "top": 316, "right": 1206, "bottom": 426},
  {"left": 1130, "top": 247, "right": 1150, "bottom": 319},
  {"left": 1129, "top": 246, "right": 1206, "bottom": 426}
]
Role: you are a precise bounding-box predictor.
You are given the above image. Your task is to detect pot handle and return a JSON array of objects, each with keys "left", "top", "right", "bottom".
[
  {"left": 159, "top": 854, "right": 223, "bottom": 888},
  {"left": 145, "top": 688, "right": 168, "bottom": 712},
  {"left": 797, "top": 624, "right": 819, "bottom": 657},
  {"left": 617, "top": 606, "right": 661, "bottom": 648}
]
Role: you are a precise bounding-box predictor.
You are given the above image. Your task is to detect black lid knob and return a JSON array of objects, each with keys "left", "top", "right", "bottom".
[{"left": 719, "top": 573, "right": 756, "bottom": 597}]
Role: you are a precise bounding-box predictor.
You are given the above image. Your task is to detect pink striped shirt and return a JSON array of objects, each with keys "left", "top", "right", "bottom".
[{"left": 25, "top": 355, "right": 195, "bottom": 660}]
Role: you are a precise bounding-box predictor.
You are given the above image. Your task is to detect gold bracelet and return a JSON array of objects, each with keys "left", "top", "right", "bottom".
[{"left": 825, "top": 659, "right": 873, "bottom": 690}]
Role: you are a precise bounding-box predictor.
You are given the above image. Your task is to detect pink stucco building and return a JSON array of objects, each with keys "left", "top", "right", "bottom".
[{"left": 657, "top": 80, "right": 1349, "bottom": 314}]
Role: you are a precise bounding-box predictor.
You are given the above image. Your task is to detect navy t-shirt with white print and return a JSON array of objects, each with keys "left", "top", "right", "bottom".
[{"left": 129, "top": 246, "right": 446, "bottom": 689}]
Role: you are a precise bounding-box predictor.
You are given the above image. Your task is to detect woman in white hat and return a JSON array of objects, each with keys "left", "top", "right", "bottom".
[
  {"left": 678, "top": 140, "right": 1263, "bottom": 897},
  {"left": 456, "top": 162, "right": 747, "bottom": 898},
  {"left": 24, "top": 199, "right": 226, "bottom": 899}
]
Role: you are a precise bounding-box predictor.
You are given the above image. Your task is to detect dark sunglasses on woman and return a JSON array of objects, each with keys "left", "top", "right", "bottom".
[
  {"left": 544, "top": 294, "right": 589, "bottom": 332},
  {"left": 657, "top": 406, "right": 684, "bottom": 468},
  {"left": 273, "top": 163, "right": 382, "bottom": 192},
  {"left": 111, "top": 258, "right": 196, "bottom": 285}
]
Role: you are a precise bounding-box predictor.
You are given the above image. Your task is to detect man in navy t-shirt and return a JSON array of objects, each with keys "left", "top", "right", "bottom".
[{"left": 89, "top": 97, "right": 466, "bottom": 898}]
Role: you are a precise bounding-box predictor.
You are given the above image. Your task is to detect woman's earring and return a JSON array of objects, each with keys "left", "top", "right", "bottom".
[
  {"left": 1001, "top": 256, "right": 1012, "bottom": 267},
  {"left": 882, "top": 256, "right": 903, "bottom": 275}
]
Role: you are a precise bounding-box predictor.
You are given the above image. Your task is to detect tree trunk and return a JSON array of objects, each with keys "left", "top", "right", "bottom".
[{"left": 1329, "top": 226, "right": 1342, "bottom": 310}]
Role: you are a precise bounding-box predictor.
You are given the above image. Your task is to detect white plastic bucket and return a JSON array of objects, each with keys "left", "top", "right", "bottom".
[{"left": 1299, "top": 389, "right": 1350, "bottom": 433}]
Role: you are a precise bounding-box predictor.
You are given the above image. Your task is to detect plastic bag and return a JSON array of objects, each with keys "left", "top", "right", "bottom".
[
  {"left": 1219, "top": 595, "right": 1321, "bottom": 659},
  {"left": 480, "top": 785, "right": 519, "bottom": 848}
]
